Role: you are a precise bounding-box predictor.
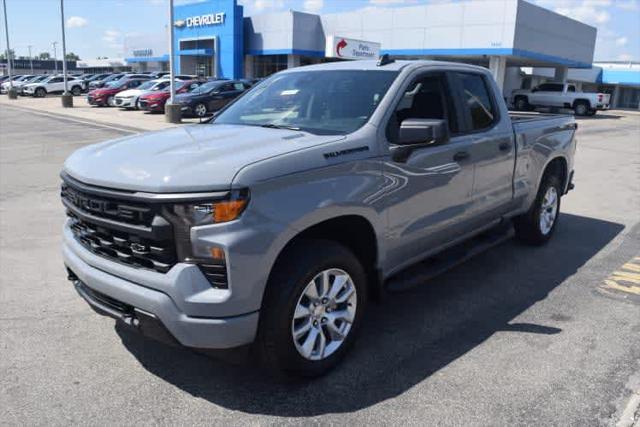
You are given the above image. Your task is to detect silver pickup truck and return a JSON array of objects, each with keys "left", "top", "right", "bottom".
[{"left": 61, "top": 58, "right": 576, "bottom": 377}]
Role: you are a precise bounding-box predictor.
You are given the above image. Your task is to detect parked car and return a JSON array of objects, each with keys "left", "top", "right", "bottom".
[
  {"left": 82, "top": 73, "right": 111, "bottom": 91},
  {"left": 113, "top": 79, "right": 173, "bottom": 109},
  {"left": 511, "top": 82, "right": 611, "bottom": 116},
  {"left": 174, "top": 80, "right": 251, "bottom": 117},
  {"left": 22, "top": 75, "right": 83, "bottom": 97},
  {"left": 1, "top": 74, "right": 36, "bottom": 93},
  {"left": 138, "top": 79, "right": 204, "bottom": 113},
  {"left": 61, "top": 59, "right": 577, "bottom": 377},
  {"left": 17, "top": 75, "right": 49, "bottom": 94},
  {"left": 86, "top": 78, "right": 150, "bottom": 107},
  {"left": 0, "top": 74, "right": 31, "bottom": 93},
  {"left": 89, "top": 73, "right": 124, "bottom": 89}
]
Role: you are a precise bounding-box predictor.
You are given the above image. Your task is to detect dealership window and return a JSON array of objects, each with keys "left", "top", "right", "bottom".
[{"left": 252, "top": 55, "right": 288, "bottom": 78}]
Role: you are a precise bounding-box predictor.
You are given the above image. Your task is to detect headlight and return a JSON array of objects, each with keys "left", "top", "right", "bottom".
[{"left": 172, "top": 190, "right": 249, "bottom": 226}]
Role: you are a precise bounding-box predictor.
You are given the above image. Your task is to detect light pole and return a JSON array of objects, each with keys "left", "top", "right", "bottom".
[
  {"left": 27, "top": 44, "right": 33, "bottom": 74},
  {"left": 52, "top": 41, "right": 58, "bottom": 73},
  {"left": 2, "top": 0, "right": 17, "bottom": 99},
  {"left": 59, "top": 0, "right": 72, "bottom": 107},
  {"left": 165, "top": 0, "right": 181, "bottom": 123}
]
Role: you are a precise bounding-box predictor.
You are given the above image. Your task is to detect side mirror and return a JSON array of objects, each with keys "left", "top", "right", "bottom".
[{"left": 392, "top": 119, "right": 449, "bottom": 163}]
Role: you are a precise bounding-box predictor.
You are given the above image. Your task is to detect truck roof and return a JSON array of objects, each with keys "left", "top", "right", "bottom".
[{"left": 283, "top": 59, "right": 489, "bottom": 74}]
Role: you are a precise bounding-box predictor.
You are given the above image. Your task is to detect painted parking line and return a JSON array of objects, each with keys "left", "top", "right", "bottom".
[{"left": 601, "top": 256, "right": 640, "bottom": 296}]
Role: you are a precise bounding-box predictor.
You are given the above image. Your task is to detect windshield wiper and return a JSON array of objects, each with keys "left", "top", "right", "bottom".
[{"left": 260, "top": 123, "right": 301, "bottom": 131}]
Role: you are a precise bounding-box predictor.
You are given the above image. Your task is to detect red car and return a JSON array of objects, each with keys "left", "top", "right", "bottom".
[
  {"left": 86, "top": 78, "right": 149, "bottom": 107},
  {"left": 138, "top": 80, "right": 203, "bottom": 113}
]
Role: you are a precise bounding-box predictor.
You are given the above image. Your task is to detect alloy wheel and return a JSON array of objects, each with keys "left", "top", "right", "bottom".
[
  {"left": 291, "top": 268, "right": 357, "bottom": 361},
  {"left": 539, "top": 186, "right": 558, "bottom": 235}
]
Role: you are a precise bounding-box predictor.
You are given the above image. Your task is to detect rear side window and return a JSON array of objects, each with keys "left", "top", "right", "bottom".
[{"left": 456, "top": 73, "right": 496, "bottom": 131}]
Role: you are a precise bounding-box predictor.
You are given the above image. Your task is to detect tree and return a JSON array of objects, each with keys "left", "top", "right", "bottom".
[
  {"left": 65, "top": 52, "right": 80, "bottom": 61},
  {"left": 38, "top": 52, "right": 51, "bottom": 60},
  {"left": 0, "top": 49, "right": 15, "bottom": 60}
]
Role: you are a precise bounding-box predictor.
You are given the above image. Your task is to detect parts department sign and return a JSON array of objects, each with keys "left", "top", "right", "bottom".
[{"left": 326, "top": 36, "right": 381, "bottom": 60}]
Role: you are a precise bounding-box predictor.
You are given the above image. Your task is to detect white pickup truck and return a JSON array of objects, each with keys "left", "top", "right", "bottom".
[{"left": 511, "top": 82, "right": 610, "bottom": 116}]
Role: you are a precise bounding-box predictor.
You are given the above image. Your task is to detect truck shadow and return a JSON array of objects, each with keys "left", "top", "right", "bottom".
[{"left": 116, "top": 213, "right": 623, "bottom": 416}]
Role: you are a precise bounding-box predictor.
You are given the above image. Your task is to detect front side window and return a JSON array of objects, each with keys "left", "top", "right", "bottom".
[
  {"left": 214, "top": 70, "right": 398, "bottom": 135},
  {"left": 387, "top": 73, "right": 457, "bottom": 143},
  {"left": 456, "top": 73, "right": 496, "bottom": 131}
]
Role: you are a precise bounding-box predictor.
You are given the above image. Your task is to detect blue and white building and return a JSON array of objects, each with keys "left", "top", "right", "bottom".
[{"left": 123, "top": 0, "right": 639, "bottom": 109}]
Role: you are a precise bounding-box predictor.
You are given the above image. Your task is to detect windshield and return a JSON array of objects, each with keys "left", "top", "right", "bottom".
[
  {"left": 214, "top": 70, "right": 398, "bottom": 135},
  {"left": 189, "top": 81, "right": 221, "bottom": 95},
  {"left": 104, "top": 81, "right": 124, "bottom": 89},
  {"left": 138, "top": 80, "right": 157, "bottom": 90}
]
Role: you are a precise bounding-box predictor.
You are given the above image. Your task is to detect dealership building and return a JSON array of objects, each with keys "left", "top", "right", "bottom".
[{"left": 123, "top": 0, "right": 640, "bottom": 108}]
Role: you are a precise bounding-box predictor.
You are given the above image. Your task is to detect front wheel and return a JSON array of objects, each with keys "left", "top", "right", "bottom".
[
  {"left": 257, "top": 240, "right": 368, "bottom": 378},
  {"left": 35, "top": 88, "right": 46, "bottom": 98},
  {"left": 106, "top": 95, "right": 115, "bottom": 107},
  {"left": 513, "top": 174, "right": 562, "bottom": 245},
  {"left": 194, "top": 103, "right": 207, "bottom": 117},
  {"left": 71, "top": 86, "right": 82, "bottom": 96}
]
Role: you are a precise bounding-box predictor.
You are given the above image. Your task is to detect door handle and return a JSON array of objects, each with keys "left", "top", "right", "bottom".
[
  {"left": 499, "top": 142, "right": 511, "bottom": 151},
  {"left": 453, "top": 151, "right": 470, "bottom": 162}
]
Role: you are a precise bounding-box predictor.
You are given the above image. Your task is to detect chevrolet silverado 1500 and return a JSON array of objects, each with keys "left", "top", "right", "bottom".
[{"left": 62, "top": 58, "right": 576, "bottom": 377}]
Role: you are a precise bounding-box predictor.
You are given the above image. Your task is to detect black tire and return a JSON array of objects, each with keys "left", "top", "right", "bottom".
[
  {"left": 514, "top": 96, "right": 530, "bottom": 111},
  {"left": 587, "top": 109, "right": 597, "bottom": 116},
  {"left": 257, "top": 239, "right": 368, "bottom": 378},
  {"left": 35, "top": 87, "right": 46, "bottom": 98},
  {"left": 573, "top": 101, "right": 589, "bottom": 116},
  {"left": 194, "top": 103, "right": 207, "bottom": 117},
  {"left": 71, "top": 86, "right": 82, "bottom": 96},
  {"left": 513, "top": 174, "right": 562, "bottom": 245}
]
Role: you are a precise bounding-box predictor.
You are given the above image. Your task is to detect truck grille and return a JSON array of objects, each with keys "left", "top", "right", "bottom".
[
  {"left": 61, "top": 179, "right": 177, "bottom": 274},
  {"left": 68, "top": 213, "right": 176, "bottom": 273}
]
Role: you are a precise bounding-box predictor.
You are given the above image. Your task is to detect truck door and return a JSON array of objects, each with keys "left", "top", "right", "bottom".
[
  {"left": 382, "top": 72, "right": 476, "bottom": 271},
  {"left": 451, "top": 71, "right": 515, "bottom": 221}
]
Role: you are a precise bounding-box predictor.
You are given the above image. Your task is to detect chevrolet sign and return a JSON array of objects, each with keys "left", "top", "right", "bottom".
[{"left": 176, "top": 12, "right": 226, "bottom": 29}]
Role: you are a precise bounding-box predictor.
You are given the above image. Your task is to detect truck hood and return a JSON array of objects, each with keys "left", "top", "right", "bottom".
[{"left": 63, "top": 124, "right": 345, "bottom": 193}]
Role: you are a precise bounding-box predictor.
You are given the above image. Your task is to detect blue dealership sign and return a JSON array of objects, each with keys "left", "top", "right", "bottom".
[{"left": 174, "top": 0, "right": 243, "bottom": 79}]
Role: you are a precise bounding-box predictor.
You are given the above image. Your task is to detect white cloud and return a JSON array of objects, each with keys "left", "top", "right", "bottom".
[
  {"left": 615, "top": 0, "right": 639, "bottom": 11},
  {"left": 617, "top": 53, "right": 633, "bottom": 61},
  {"left": 66, "top": 16, "right": 88, "bottom": 28},
  {"left": 102, "top": 30, "right": 122, "bottom": 51},
  {"left": 615, "top": 36, "right": 628, "bottom": 47},
  {"left": 304, "top": 0, "right": 323, "bottom": 13},
  {"left": 369, "top": 0, "right": 418, "bottom": 4},
  {"left": 238, "top": 0, "right": 285, "bottom": 15}
]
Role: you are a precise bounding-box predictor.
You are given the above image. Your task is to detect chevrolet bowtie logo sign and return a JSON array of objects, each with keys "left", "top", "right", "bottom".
[{"left": 174, "top": 13, "right": 226, "bottom": 29}]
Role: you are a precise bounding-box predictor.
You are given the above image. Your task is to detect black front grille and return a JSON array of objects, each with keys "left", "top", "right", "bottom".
[
  {"left": 68, "top": 213, "right": 176, "bottom": 273},
  {"left": 62, "top": 178, "right": 177, "bottom": 274},
  {"left": 61, "top": 182, "right": 153, "bottom": 226}
]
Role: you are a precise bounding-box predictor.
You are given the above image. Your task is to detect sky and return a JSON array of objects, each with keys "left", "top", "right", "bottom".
[{"left": 1, "top": 0, "right": 639, "bottom": 63}]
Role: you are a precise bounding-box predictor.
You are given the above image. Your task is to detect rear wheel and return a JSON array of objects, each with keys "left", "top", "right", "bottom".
[
  {"left": 514, "top": 96, "right": 530, "bottom": 111},
  {"left": 573, "top": 101, "right": 589, "bottom": 116},
  {"left": 257, "top": 239, "right": 368, "bottom": 378},
  {"left": 513, "top": 174, "right": 562, "bottom": 245}
]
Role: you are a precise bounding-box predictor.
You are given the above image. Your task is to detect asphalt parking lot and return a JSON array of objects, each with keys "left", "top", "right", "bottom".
[{"left": 1, "top": 106, "right": 639, "bottom": 425}]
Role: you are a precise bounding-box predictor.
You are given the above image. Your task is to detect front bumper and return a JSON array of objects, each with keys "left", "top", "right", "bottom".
[
  {"left": 114, "top": 97, "right": 136, "bottom": 108},
  {"left": 596, "top": 103, "right": 610, "bottom": 110},
  {"left": 86, "top": 95, "right": 107, "bottom": 106},
  {"left": 63, "top": 226, "right": 259, "bottom": 349}
]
